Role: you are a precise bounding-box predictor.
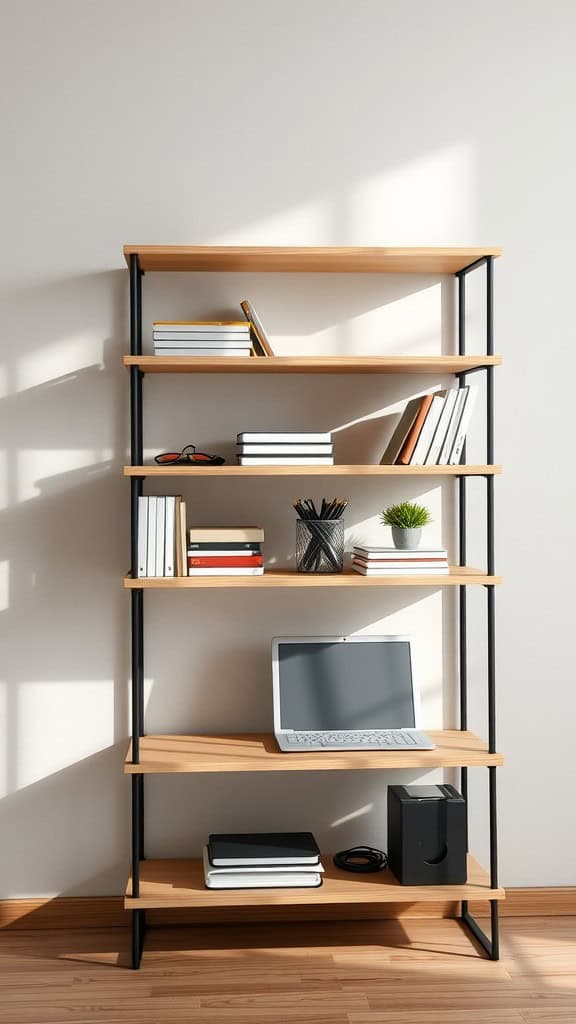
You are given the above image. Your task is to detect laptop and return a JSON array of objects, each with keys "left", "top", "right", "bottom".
[{"left": 272, "top": 635, "right": 435, "bottom": 751}]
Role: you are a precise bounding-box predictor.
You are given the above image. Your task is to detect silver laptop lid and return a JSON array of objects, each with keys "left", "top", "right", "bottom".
[{"left": 272, "top": 636, "right": 421, "bottom": 732}]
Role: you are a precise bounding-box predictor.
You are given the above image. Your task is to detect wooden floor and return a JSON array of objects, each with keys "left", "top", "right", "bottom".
[{"left": 0, "top": 917, "right": 574, "bottom": 1023}]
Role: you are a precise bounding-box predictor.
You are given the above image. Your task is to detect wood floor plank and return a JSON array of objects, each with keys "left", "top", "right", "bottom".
[{"left": 0, "top": 918, "right": 574, "bottom": 1024}]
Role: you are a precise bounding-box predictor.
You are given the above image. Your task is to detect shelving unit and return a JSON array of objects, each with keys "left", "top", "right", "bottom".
[{"left": 124, "top": 244, "right": 503, "bottom": 969}]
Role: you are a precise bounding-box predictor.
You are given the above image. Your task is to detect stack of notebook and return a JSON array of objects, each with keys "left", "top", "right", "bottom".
[
  {"left": 380, "top": 386, "right": 478, "bottom": 466},
  {"left": 237, "top": 431, "right": 334, "bottom": 466},
  {"left": 153, "top": 321, "right": 253, "bottom": 357},
  {"left": 352, "top": 546, "right": 449, "bottom": 576},
  {"left": 203, "top": 832, "right": 324, "bottom": 889},
  {"left": 188, "top": 527, "right": 264, "bottom": 575}
]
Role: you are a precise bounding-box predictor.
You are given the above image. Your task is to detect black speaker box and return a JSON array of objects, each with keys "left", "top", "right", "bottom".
[{"left": 387, "top": 784, "right": 467, "bottom": 885}]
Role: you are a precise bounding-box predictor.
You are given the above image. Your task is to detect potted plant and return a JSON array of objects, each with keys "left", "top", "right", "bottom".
[{"left": 380, "top": 501, "right": 432, "bottom": 550}]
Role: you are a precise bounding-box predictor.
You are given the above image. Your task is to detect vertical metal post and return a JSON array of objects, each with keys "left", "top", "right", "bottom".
[
  {"left": 457, "top": 271, "right": 468, "bottom": 805},
  {"left": 486, "top": 254, "right": 499, "bottom": 959},
  {"left": 129, "top": 254, "right": 145, "bottom": 967}
]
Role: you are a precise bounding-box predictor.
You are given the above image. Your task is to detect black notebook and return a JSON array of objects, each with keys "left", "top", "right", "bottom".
[{"left": 208, "top": 832, "right": 321, "bottom": 866}]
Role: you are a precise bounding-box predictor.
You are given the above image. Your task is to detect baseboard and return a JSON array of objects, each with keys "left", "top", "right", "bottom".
[{"left": 1, "top": 887, "right": 575, "bottom": 930}]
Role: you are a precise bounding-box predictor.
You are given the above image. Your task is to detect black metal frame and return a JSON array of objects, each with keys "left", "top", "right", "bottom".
[
  {"left": 455, "top": 255, "right": 499, "bottom": 960},
  {"left": 125, "top": 252, "right": 500, "bottom": 968}
]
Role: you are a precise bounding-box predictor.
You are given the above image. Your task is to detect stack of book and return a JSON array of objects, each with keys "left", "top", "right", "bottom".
[
  {"left": 203, "top": 832, "right": 324, "bottom": 890},
  {"left": 153, "top": 321, "right": 253, "bottom": 357},
  {"left": 188, "top": 527, "right": 264, "bottom": 576},
  {"left": 352, "top": 546, "right": 449, "bottom": 576},
  {"left": 236, "top": 431, "right": 334, "bottom": 466},
  {"left": 381, "top": 385, "right": 478, "bottom": 466},
  {"left": 137, "top": 496, "right": 187, "bottom": 578}
]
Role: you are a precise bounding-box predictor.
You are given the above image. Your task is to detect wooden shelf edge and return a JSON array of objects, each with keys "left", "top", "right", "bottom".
[
  {"left": 124, "top": 731, "right": 504, "bottom": 774},
  {"left": 123, "top": 245, "right": 502, "bottom": 274},
  {"left": 123, "top": 354, "right": 503, "bottom": 375},
  {"left": 124, "top": 464, "right": 502, "bottom": 478},
  {"left": 123, "top": 568, "right": 502, "bottom": 589},
  {"left": 124, "top": 854, "right": 505, "bottom": 909}
]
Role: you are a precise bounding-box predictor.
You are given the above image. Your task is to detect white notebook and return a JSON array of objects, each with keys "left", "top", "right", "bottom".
[{"left": 202, "top": 848, "right": 324, "bottom": 888}]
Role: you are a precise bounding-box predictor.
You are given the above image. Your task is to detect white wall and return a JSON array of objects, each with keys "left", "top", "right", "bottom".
[{"left": 1, "top": 0, "right": 574, "bottom": 896}]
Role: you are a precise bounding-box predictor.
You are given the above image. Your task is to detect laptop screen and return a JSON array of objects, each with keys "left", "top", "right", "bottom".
[{"left": 277, "top": 640, "right": 415, "bottom": 731}]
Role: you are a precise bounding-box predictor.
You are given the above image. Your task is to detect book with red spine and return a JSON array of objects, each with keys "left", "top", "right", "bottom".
[{"left": 187, "top": 554, "right": 263, "bottom": 568}]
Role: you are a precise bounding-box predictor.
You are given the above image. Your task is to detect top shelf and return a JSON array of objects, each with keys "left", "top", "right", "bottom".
[{"left": 123, "top": 245, "right": 502, "bottom": 275}]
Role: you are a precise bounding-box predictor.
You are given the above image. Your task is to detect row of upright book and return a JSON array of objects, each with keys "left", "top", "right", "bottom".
[
  {"left": 237, "top": 431, "right": 334, "bottom": 466},
  {"left": 381, "top": 386, "right": 477, "bottom": 466},
  {"left": 136, "top": 505, "right": 265, "bottom": 578},
  {"left": 152, "top": 300, "right": 275, "bottom": 358},
  {"left": 203, "top": 832, "right": 323, "bottom": 889}
]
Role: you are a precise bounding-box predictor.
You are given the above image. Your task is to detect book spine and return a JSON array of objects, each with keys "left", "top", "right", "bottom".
[
  {"left": 187, "top": 555, "right": 263, "bottom": 568},
  {"left": 146, "top": 497, "right": 157, "bottom": 577},
  {"left": 155, "top": 497, "right": 165, "bottom": 576},
  {"left": 154, "top": 348, "right": 253, "bottom": 357},
  {"left": 396, "top": 394, "right": 434, "bottom": 465},
  {"left": 438, "top": 388, "right": 469, "bottom": 465},
  {"left": 188, "top": 542, "right": 261, "bottom": 552},
  {"left": 188, "top": 530, "right": 265, "bottom": 543},
  {"left": 164, "top": 496, "right": 175, "bottom": 577},
  {"left": 449, "top": 386, "right": 478, "bottom": 465},
  {"left": 238, "top": 444, "right": 334, "bottom": 455},
  {"left": 137, "top": 496, "right": 148, "bottom": 578},
  {"left": 153, "top": 333, "right": 251, "bottom": 343},
  {"left": 425, "top": 389, "right": 459, "bottom": 465},
  {"left": 409, "top": 394, "right": 445, "bottom": 465},
  {"left": 237, "top": 433, "right": 331, "bottom": 444},
  {"left": 238, "top": 457, "right": 334, "bottom": 466},
  {"left": 179, "top": 500, "right": 187, "bottom": 577}
]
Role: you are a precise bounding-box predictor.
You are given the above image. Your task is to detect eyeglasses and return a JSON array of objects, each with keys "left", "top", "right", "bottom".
[{"left": 154, "top": 444, "right": 225, "bottom": 466}]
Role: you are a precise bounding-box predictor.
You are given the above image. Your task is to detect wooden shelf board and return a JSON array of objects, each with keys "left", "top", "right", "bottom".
[
  {"left": 124, "top": 854, "right": 504, "bottom": 909},
  {"left": 124, "top": 730, "right": 503, "bottom": 774},
  {"left": 124, "top": 354, "right": 502, "bottom": 375},
  {"left": 123, "top": 567, "right": 501, "bottom": 589},
  {"left": 124, "top": 464, "right": 501, "bottom": 478},
  {"left": 123, "top": 245, "right": 502, "bottom": 275}
]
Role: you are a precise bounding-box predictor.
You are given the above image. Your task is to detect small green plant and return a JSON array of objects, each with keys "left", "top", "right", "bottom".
[{"left": 380, "top": 501, "right": 433, "bottom": 529}]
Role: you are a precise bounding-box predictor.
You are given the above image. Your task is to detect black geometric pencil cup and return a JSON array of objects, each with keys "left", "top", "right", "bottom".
[{"left": 296, "top": 518, "right": 344, "bottom": 573}]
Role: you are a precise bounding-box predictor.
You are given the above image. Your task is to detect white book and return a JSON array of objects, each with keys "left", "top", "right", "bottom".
[
  {"left": 425, "top": 389, "right": 460, "bottom": 465},
  {"left": 155, "top": 348, "right": 253, "bottom": 357},
  {"left": 164, "top": 496, "right": 175, "bottom": 577},
  {"left": 153, "top": 333, "right": 251, "bottom": 344},
  {"left": 146, "top": 497, "right": 157, "bottom": 577},
  {"left": 238, "top": 456, "right": 334, "bottom": 466},
  {"left": 353, "top": 565, "right": 450, "bottom": 576},
  {"left": 449, "top": 385, "right": 479, "bottom": 464},
  {"left": 178, "top": 500, "right": 187, "bottom": 577},
  {"left": 137, "top": 496, "right": 148, "bottom": 578},
  {"left": 353, "top": 547, "right": 448, "bottom": 558},
  {"left": 187, "top": 567, "right": 264, "bottom": 576},
  {"left": 353, "top": 559, "right": 448, "bottom": 569},
  {"left": 237, "top": 431, "right": 332, "bottom": 444},
  {"left": 155, "top": 497, "right": 165, "bottom": 577},
  {"left": 153, "top": 322, "right": 250, "bottom": 332},
  {"left": 409, "top": 393, "right": 446, "bottom": 465},
  {"left": 186, "top": 549, "right": 260, "bottom": 557},
  {"left": 438, "top": 388, "right": 469, "bottom": 465},
  {"left": 202, "top": 849, "right": 322, "bottom": 889},
  {"left": 239, "top": 443, "right": 333, "bottom": 455}
]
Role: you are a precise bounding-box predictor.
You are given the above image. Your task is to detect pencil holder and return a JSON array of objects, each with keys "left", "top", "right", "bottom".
[{"left": 296, "top": 519, "right": 344, "bottom": 573}]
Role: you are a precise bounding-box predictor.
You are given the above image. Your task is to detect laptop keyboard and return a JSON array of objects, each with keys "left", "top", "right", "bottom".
[{"left": 284, "top": 731, "right": 429, "bottom": 749}]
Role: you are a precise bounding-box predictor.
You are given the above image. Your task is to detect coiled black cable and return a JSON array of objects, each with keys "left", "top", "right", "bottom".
[{"left": 333, "top": 845, "right": 388, "bottom": 873}]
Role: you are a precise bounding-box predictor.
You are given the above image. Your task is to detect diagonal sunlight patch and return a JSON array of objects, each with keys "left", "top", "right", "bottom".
[
  {"left": 331, "top": 804, "right": 373, "bottom": 828},
  {"left": 16, "top": 680, "right": 114, "bottom": 790}
]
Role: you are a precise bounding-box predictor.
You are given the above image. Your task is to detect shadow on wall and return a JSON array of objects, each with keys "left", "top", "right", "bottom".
[{"left": 0, "top": 267, "right": 467, "bottom": 897}]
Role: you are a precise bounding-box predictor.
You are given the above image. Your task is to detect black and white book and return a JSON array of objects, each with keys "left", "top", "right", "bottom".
[
  {"left": 155, "top": 496, "right": 166, "bottom": 577},
  {"left": 188, "top": 541, "right": 261, "bottom": 552},
  {"left": 353, "top": 547, "right": 448, "bottom": 560},
  {"left": 154, "top": 348, "right": 252, "bottom": 357},
  {"left": 208, "top": 832, "right": 321, "bottom": 867},
  {"left": 153, "top": 333, "right": 251, "bottom": 344},
  {"left": 353, "top": 564, "right": 450, "bottom": 576},
  {"left": 202, "top": 848, "right": 323, "bottom": 889},
  {"left": 188, "top": 566, "right": 264, "bottom": 576}
]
